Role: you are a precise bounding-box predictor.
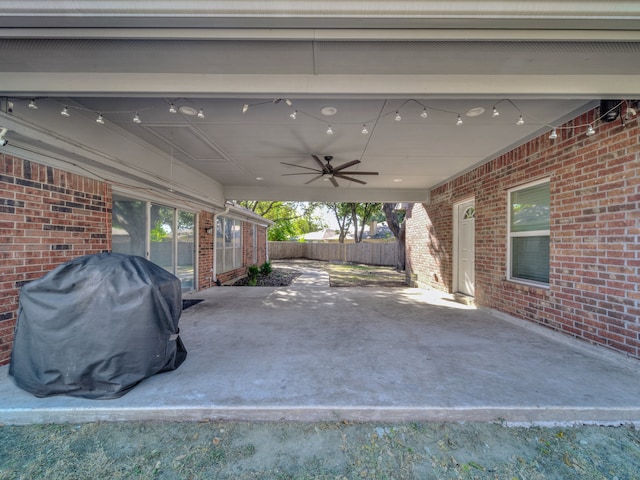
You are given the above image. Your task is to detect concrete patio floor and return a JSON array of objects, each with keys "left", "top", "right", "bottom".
[{"left": 1, "top": 263, "right": 640, "bottom": 426}]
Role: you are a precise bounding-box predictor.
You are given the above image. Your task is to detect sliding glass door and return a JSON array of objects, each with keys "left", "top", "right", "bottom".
[{"left": 112, "top": 194, "right": 196, "bottom": 292}]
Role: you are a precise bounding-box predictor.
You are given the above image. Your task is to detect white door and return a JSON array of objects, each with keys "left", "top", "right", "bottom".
[{"left": 455, "top": 200, "right": 475, "bottom": 297}]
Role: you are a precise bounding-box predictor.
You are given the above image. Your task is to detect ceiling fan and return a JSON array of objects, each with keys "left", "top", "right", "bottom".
[{"left": 281, "top": 155, "right": 379, "bottom": 187}]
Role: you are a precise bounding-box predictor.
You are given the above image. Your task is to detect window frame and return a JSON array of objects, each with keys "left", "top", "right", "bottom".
[
  {"left": 216, "top": 216, "right": 243, "bottom": 274},
  {"left": 506, "top": 178, "right": 551, "bottom": 287}
]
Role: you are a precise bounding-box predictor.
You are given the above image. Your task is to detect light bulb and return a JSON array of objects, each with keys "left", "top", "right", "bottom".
[
  {"left": 242, "top": 104, "right": 249, "bottom": 113},
  {"left": 28, "top": 99, "right": 38, "bottom": 110},
  {"left": 516, "top": 115, "right": 524, "bottom": 126},
  {"left": 586, "top": 124, "right": 595, "bottom": 136},
  {"left": 420, "top": 108, "right": 428, "bottom": 119},
  {"left": 549, "top": 128, "right": 557, "bottom": 140},
  {"left": 197, "top": 108, "right": 205, "bottom": 119},
  {"left": 285, "top": 99, "right": 293, "bottom": 106},
  {"left": 96, "top": 114, "right": 105, "bottom": 124},
  {"left": 456, "top": 115, "right": 463, "bottom": 126},
  {"left": 133, "top": 113, "right": 141, "bottom": 124},
  {"left": 169, "top": 103, "right": 177, "bottom": 113},
  {"left": 290, "top": 110, "right": 297, "bottom": 120},
  {"left": 361, "top": 125, "right": 368, "bottom": 135},
  {"left": 61, "top": 107, "right": 70, "bottom": 117},
  {"left": 326, "top": 125, "right": 333, "bottom": 135},
  {"left": 395, "top": 111, "right": 401, "bottom": 122},
  {"left": 492, "top": 106, "right": 499, "bottom": 117}
]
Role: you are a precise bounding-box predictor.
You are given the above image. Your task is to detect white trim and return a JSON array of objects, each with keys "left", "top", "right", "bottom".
[
  {"left": 506, "top": 178, "right": 550, "bottom": 285},
  {"left": 144, "top": 201, "right": 151, "bottom": 260},
  {"left": 453, "top": 197, "right": 475, "bottom": 297},
  {"left": 4, "top": 28, "right": 640, "bottom": 42},
  {"left": 194, "top": 213, "right": 199, "bottom": 290}
]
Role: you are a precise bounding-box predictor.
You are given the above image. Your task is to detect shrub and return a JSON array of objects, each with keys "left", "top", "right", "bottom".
[
  {"left": 247, "top": 264, "right": 259, "bottom": 281},
  {"left": 259, "top": 261, "right": 272, "bottom": 276}
]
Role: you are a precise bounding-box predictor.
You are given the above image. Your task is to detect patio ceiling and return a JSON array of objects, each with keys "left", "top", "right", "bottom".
[{"left": 0, "top": 2, "right": 639, "bottom": 207}]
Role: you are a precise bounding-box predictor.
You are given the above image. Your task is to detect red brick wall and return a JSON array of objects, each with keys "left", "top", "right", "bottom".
[
  {"left": 242, "top": 221, "right": 255, "bottom": 266},
  {"left": 198, "top": 211, "right": 215, "bottom": 288},
  {"left": 257, "top": 225, "right": 268, "bottom": 265},
  {"left": 406, "top": 106, "right": 640, "bottom": 359},
  {"left": 0, "top": 155, "right": 111, "bottom": 365},
  {"left": 240, "top": 223, "right": 268, "bottom": 267}
]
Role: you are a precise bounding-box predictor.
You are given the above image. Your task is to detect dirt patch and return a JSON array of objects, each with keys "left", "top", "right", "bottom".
[
  {"left": 1, "top": 421, "right": 638, "bottom": 479},
  {"left": 323, "top": 262, "right": 406, "bottom": 287}
]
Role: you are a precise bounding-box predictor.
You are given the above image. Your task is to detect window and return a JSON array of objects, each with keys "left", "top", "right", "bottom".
[
  {"left": 216, "top": 216, "right": 242, "bottom": 274},
  {"left": 111, "top": 194, "right": 196, "bottom": 292},
  {"left": 508, "top": 179, "right": 550, "bottom": 285},
  {"left": 112, "top": 195, "right": 146, "bottom": 257}
]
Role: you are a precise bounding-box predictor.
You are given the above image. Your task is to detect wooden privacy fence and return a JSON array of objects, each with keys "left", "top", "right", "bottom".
[{"left": 268, "top": 242, "right": 398, "bottom": 266}]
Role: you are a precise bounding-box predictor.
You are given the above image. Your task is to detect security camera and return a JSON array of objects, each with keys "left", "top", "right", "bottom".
[
  {"left": 0, "top": 127, "right": 8, "bottom": 146},
  {"left": 0, "top": 138, "right": 7, "bottom": 147}
]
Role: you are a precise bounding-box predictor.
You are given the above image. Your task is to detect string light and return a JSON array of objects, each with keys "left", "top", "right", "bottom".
[{"left": 15, "top": 97, "right": 626, "bottom": 149}]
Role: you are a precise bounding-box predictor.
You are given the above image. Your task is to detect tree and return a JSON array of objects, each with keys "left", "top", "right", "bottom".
[
  {"left": 349, "top": 203, "right": 382, "bottom": 243},
  {"left": 325, "top": 203, "right": 352, "bottom": 243},
  {"left": 325, "top": 203, "right": 382, "bottom": 243},
  {"left": 383, "top": 203, "right": 406, "bottom": 271},
  {"left": 238, "top": 201, "right": 322, "bottom": 241}
]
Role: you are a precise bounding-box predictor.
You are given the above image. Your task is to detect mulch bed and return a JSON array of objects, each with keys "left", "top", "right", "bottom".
[{"left": 230, "top": 269, "right": 301, "bottom": 286}]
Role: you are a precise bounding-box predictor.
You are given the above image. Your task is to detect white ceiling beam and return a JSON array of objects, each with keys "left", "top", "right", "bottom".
[
  {"left": 1, "top": 1, "right": 639, "bottom": 19},
  {"left": 224, "top": 185, "right": 429, "bottom": 203},
  {"left": 2, "top": 28, "right": 640, "bottom": 42},
  {"left": 1, "top": 73, "right": 638, "bottom": 98}
]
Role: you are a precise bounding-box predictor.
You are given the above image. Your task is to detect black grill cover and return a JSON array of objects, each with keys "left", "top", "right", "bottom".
[{"left": 9, "top": 252, "right": 187, "bottom": 399}]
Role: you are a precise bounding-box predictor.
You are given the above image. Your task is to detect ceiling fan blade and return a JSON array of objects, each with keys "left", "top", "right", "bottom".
[
  {"left": 282, "top": 172, "right": 323, "bottom": 176},
  {"left": 280, "top": 162, "right": 322, "bottom": 173},
  {"left": 332, "top": 159, "right": 360, "bottom": 172},
  {"left": 334, "top": 174, "right": 367, "bottom": 185},
  {"left": 311, "top": 154, "right": 329, "bottom": 172},
  {"left": 336, "top": 171, "right": 379, "bottom": 175},
  {"left": 304, "top": 174, "right": 325, "bottom": 185},
  {"left": 329, "top": 176, "right": 339, "bottom": 187}
]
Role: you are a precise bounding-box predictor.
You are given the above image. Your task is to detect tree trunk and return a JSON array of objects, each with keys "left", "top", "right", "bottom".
[
  {"left": 383, "top": 203, "right": 406, "bottom": 271},
  {"left": 350, "top": 204, "right": 360, "bottom": 243}
]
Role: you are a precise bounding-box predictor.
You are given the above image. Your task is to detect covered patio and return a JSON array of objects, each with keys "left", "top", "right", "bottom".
[{"left": 1, "top": 263, "right": 639, "bottom": 426}]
